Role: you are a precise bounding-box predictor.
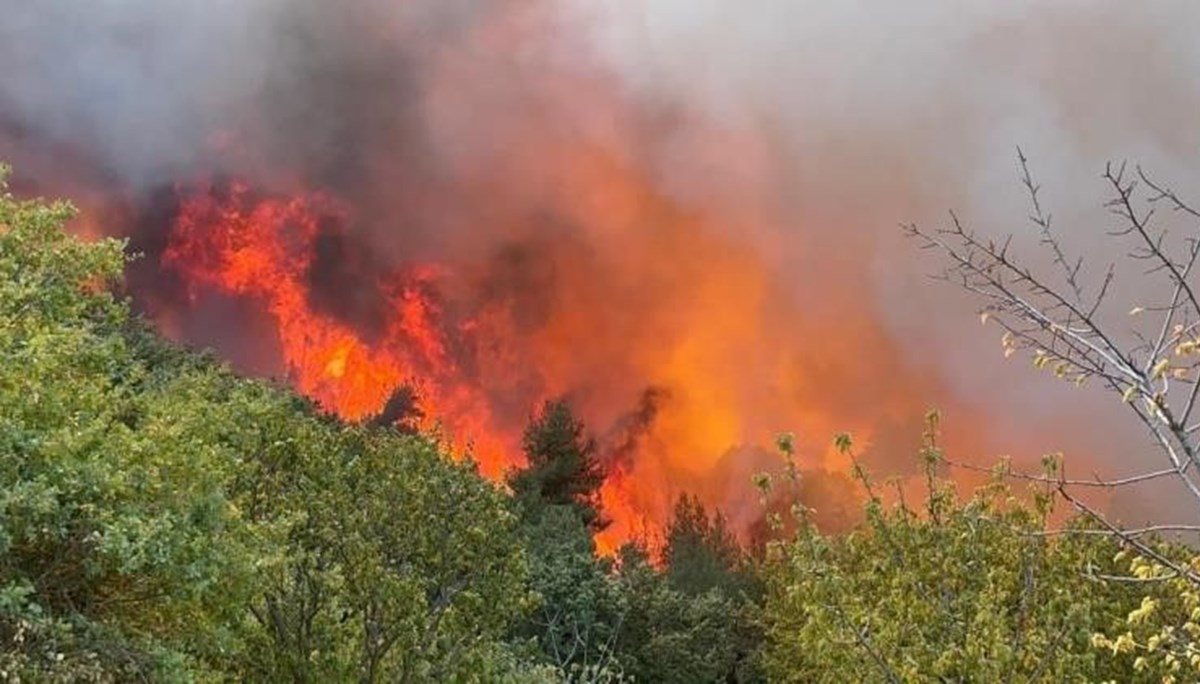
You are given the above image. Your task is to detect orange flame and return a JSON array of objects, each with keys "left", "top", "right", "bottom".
[
  {"left": 153, "top": 157, "right": 896, "bottom": 555},
  {"left": 162, "top": 179, "right": 516, "bottom": 475}
]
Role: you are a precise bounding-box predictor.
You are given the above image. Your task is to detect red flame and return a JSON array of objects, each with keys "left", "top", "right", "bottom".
[
  {"left": 162, "top": 179, "right": 517, "bottom": 475},
  {"left": 151, "top": 158, "right": 879, "bottom": 556},
  {"left": 159, "top": 177, "right": 681, "bottom": 554}
]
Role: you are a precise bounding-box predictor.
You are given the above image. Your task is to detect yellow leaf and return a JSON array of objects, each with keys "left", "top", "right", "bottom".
[
  {"left": 1122, "top": 386, "right": 1138, "bottom": 403},
  {"left": 1153, "top": 358, "right": 1170, "bottom": 379}
]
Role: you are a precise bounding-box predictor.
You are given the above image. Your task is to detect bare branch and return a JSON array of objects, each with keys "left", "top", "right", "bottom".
[
  {"left": 1018, "top": 146, "right": 1084, "bottom": 304},
  {"left": 942, "top": 459, "right": 1180, "bottom": 489},
  {"left": 1031, "top": 524, "right": 1200, "bottom": 538},
  {"left": 1058, "top": 484, "right": 1200, "bottom": 586},
  {"left": 906, "top": 152, "right": 1200, "bottom": 572}
]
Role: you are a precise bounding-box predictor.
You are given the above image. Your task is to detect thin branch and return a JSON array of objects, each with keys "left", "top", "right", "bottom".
[
  {"left": 829, "top": 603, "right": 901, "bottom": 684},
  {"left": 1018, "top": 147, "right": 1084, "bottom": 304},
  {"left": 1031, "top": 524, "right": 1200, "bottom": 538},
  {"left": 906, "top": 154, "right": 1200, "bottom": 511},
  {"left": 1058, "top": 484, "right": 1200, "bottom": 586},
  {"left": 1081, "top": 571, "right": 1179, "bottom": 584},
  {"left": 1104, "top": 162, "right": 1200, "bottom": 330},
  {"left": 942, "top": 459, "right": 1180, "bottom": 488}
]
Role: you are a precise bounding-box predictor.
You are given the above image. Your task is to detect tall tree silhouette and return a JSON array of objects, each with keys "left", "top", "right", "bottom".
[{"left": 508, "top": 399, "right": 608, "bottom": 532}]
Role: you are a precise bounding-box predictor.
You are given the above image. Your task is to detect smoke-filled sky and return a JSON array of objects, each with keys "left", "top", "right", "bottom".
[{"left": 4, "top": 0, "right": 1200, "bottom": 535}]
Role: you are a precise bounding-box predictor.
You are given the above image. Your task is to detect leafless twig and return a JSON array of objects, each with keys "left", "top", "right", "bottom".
[{"left": 907, "top": 151, "right": 1200, "bottom": 584}]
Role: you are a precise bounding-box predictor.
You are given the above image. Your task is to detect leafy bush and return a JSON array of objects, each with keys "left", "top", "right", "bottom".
[{"left": 762, "top": 422, "right": 1149, "bottom": 682}]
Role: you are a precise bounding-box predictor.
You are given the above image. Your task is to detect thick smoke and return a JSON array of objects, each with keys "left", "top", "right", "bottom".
[
  {"left": 3, "top": 1, "right": 1199, "bottom": 535},
  {"left": 571, "top": 2, "right": 1200, "bottom": 485}
]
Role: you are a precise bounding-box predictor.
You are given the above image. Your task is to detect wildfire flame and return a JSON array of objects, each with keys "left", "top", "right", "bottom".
[
  {"left": 153, "top": 169, "right": 811, "bottom": 554},
  {"left": 146, "top": 139, "right": 928, "bottom": 554},
  {"left": 0, "top": 0, "right": 1033, "bottom": 555},
  {"left": 162, "top": 179, "right": 515, "bottom": 471}
]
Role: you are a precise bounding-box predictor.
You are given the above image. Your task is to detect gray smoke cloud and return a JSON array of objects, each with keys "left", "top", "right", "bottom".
[
  {"left": 563, "top": 0, "right": 1200, "bottom": 522},
  {"left": 1, "top": 0, "right": 277, "bottom": 181}
]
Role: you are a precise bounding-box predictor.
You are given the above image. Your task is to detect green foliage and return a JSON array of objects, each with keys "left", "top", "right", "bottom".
[
  {"left": 0, "top": 165, "right": 261, "bottom": 680},
  {"left": 505, "top": 401, "right": 625, "bottom": 680},
  {"left": 1092, "top": 550, "right": 1200, "bottom": 682},
  {"left": 237, "top": 424, "right": 530, "bottom": 682},
  {"left": 605, "top": 495, "right": 764, "bottom": 683},
  {"left": 510, "top": 488, "right": 767, "bottom": 684},
  {"left": 761, "top": 430, "right": 1149, "bottom": 683},
  {"left": 613, "top": 543, "right": 763, "bottom": 683},
  {"left": 506, "top": 399, "right": 771, "bottom": 682},
  {"left": 514, "top": 506, "right": 627, "bottom": 681},
  {"left": 509, "top": 400, "right": 607, "bottom": 532},
  {"left": 663, "top": 494, "right": 757, "bottom": 600}
]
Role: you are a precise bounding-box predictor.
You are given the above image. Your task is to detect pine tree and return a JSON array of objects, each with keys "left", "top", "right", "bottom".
[
  {"left": 664, "top": 494, "right": 749, "bottom": 597},
  {"left": 508, "top": 399, "right": 608, "bottom": 531}
]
